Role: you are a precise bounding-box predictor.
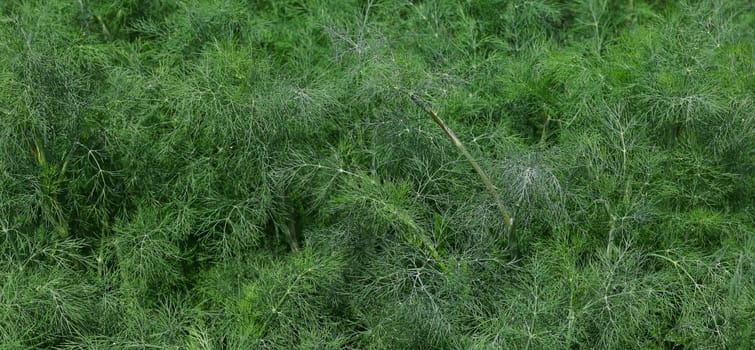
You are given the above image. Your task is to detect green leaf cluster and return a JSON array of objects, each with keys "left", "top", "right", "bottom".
[{"left": 0, "top": 0, "right": 752, "bottom": 348}]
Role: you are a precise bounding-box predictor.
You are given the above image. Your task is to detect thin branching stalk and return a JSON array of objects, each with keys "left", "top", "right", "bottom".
[{"left": 410, "top": 93, "right": 518, "bottom": 257}]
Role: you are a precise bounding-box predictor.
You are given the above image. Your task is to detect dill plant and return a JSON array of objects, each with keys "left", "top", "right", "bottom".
[{"left": 0, "top": 0, "right": 753, "bottom": 349}]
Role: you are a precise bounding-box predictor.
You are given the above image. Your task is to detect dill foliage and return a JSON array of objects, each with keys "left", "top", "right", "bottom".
[{"left": 0, "top": 1, "right": 752, "bottom": 349}]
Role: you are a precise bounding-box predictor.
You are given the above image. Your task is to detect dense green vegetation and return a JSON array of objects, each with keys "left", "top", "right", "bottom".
[{"left": 1, "top": 0, "right": 753, "bottom": 348}]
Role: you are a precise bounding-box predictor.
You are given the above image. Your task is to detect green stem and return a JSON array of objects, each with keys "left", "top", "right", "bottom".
[
  {"left": 410, "top": 93, "right": 518, "bottom": 257},
  {"left": 26, "top": 130, "right": 69, "bottom": 236}
]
